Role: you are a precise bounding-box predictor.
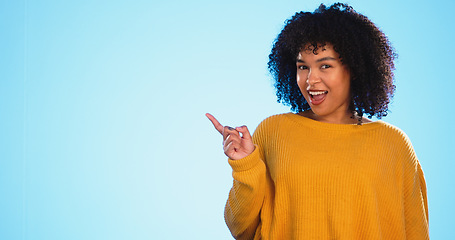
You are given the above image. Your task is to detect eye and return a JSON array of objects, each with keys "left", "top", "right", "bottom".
[
  {"left": 297, "top": 65, "right": 308, "bottom": 70},
  {"left": 321, "top": 64, "right": 331, "bottom": 69}
]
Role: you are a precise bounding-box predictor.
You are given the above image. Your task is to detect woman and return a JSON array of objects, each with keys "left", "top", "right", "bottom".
[{"left": 207, "top": 3, "right": 429, "bottom": 239}]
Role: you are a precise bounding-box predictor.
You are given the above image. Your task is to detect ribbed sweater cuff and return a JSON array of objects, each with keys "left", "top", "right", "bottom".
[{"left": 228, "top": 146, "right": 261, "bottom": 172}]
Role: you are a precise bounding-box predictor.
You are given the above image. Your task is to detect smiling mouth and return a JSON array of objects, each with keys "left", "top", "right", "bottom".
[{"left": 308, "top": 90, "right": 328, "bottom": 105}]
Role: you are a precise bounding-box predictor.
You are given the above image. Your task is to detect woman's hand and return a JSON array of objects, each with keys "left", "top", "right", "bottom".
[{"left": 206, "top": 113, "right": 255, "bottom": 160}]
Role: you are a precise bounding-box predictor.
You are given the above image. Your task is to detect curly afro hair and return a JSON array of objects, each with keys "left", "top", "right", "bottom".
[{"left": 268, "top": 3, "right": 396, "bottom": 118}]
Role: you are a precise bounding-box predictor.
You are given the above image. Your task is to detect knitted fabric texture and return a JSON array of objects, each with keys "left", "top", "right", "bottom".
[{"left": 225, "top": 113, "right": 429, "bottom": 240}]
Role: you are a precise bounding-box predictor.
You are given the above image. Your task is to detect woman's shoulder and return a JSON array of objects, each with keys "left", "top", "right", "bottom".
[
  {"left": 372, "top": 121, "right": 417, "bottom": 153},
  {"left": 375, "top": 121, "right": 410, "bottom": 138},
  {"left": 262, "top": 112, "right": 292, "bottom": 121},
  {"left": 252, "top": 113, "right": 292, "bottom": 136},
  {"left": 257, "top": 113, "right": 294, "bottom": 127}
]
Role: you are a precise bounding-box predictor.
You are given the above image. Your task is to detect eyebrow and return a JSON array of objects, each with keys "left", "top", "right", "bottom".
[{"left": 296, "top": 57, "right": 337, "bottom": 63}]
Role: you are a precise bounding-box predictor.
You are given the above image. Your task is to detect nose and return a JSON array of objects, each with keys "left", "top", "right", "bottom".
[{"left": 306, "top": 69, "right": 321, "bottom": 87}]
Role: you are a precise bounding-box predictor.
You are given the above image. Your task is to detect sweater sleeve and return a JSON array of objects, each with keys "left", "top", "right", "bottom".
[
  {"left": 403, "top": 154, "right": 429, "bottom": 239},
  {"left": 224, "top": 146, "right": 267, "bottom": 240}
]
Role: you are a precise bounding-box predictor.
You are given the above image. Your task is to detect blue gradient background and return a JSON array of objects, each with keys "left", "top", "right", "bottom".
[{"left": 1, "top": 0, "right": 454, "bottom": 239}]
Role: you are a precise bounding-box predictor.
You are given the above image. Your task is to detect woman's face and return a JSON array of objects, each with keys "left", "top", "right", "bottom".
[{"left": 296, "top": 43, "right": 352, "bottom": 123}]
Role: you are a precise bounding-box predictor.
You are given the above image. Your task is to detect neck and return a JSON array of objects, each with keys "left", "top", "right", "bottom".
[{"left": 299, "top": 110, "right": 360, "bottom": 124}]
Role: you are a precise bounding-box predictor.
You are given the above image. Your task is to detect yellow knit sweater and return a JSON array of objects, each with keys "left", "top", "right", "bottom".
[{"left": 225, "top": 113, "right": 429, "bottom": 240}]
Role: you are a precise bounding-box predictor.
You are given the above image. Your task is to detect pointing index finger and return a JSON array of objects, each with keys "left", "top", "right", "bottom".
[{"left": 205, "top": 113, "right": 224, "bottom": 135}]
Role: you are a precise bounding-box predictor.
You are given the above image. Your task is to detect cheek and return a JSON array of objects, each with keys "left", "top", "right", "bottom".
[
  {"left": 296, "top": 75, "right": 307, "bottom": 90},
  {"left": 296, "top": 78, "right": 309, "bottom": 99},
  {"left": 341, "top": 77, "right": 351, "bottom": 97}
]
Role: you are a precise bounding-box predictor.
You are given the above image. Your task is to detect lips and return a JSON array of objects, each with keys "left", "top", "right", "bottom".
[{"left": 308, "top": 90, "right": 328, "bottom": 105}]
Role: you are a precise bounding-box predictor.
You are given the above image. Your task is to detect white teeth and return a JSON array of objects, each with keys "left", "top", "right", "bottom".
[{"left": 309, "top": 91, "right": 327, "bottom": 95}]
